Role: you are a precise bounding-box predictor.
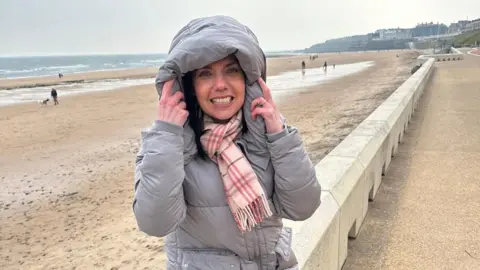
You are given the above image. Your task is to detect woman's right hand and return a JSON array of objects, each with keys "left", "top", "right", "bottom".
[{"left": 157, "top": 80, "right": 189, "bottom": 127}]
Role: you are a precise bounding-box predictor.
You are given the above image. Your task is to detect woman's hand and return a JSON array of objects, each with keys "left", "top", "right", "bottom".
[
  {"left": 157, "top": 80, "right": 189, "bottom": 127},
  {"left": 251, "top": 78, "right": 284, "bottom": 134}
]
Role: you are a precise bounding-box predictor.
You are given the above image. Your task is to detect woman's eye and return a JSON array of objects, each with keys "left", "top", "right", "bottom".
[
  {"left": 226, "top": 66, "right": 240, "bottom": 74},
  {"left": 198, "top": 70, "right": 211, "bottom": 78}
]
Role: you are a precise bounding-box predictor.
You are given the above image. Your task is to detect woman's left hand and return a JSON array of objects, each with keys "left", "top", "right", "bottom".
[{"left": 251, "top": 78, "right": 284, "bottom": 134}]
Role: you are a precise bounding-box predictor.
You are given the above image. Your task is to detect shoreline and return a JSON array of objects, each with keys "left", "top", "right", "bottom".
[
  {"left": 0, "top": 50, "right": 415, "bottom": 91},
  {"left": 0, "top": 60, "right": 376, "bottom": 108},
  {"left": 0, "top": 53, "right": 383, "bottom": 109},
  {"left": 0, "top": 66, "right": 158, "bottom": 85},
  {"left": 0, "top": 53, "right": 307, "bottom": 89},
  {"left": 0, "top": 67, "right": 159, "bottom": 90}
]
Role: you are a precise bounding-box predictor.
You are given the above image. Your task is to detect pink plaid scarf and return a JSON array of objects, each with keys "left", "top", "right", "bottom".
[{"left": 200, "top": 111, "right": 273, "bottom": 232}]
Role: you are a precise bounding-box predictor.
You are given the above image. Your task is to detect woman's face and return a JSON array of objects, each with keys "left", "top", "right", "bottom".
[{"left": 193, "top": 56, "right": 245, "bottom": 122}]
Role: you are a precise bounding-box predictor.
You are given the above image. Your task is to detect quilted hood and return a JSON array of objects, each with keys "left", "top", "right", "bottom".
[
  {"left": 155, "top": 15, "right": 267, "bottom": 94},
  {"left": 154, "top": 15, "right": 272, "bottom": 163}
]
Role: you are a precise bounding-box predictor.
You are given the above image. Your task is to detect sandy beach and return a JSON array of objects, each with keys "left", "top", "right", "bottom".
[{"left": 0, "top": 50, "right": 418, "bottom": 269}]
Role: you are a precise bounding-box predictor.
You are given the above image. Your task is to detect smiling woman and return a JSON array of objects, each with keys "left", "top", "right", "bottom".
[
  {"left": 191, "top": 55, "right": 246, "bottom": 122},
  {"left": 132, "top": 15, "right": 321, "bottom": 270}
]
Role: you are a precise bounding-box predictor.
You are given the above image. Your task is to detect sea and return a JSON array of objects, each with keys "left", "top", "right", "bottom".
[
  {"left": 0, "top": 52, "right": 376, "bottom": 107},
  {"left": 0, "top": 52, "right": 303, "bottom": 80}
]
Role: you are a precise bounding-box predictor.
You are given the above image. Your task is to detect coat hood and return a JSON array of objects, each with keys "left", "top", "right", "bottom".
[
  {"left": 155, "top": 15, "right": 267, "bottom": 94},
  {"left": 154, "top": 15, "right": 275, "bottom": 164}
]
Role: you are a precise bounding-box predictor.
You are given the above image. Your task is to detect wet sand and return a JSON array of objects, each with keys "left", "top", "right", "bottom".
[
  {"left": 0, "top": 67, "right": 158, "bottom": 90},
  {"left": 0, "top": 50, "right": 418, "bottom": 269}
]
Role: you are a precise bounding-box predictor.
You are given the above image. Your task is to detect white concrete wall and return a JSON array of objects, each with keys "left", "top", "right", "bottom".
[
  {"left": 417, "top": 46, "right": 464, "bottom": 65},
  {"left": 285, "top": 48, "right": 465, "bottom": 269}
]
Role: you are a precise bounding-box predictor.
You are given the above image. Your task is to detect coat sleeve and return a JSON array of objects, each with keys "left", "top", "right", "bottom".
[
  {"left": 267, "top": 124, "right": 321, "bottom": 221},
  {"left": 132, "top": 120, "right": 187, "bottom": 237}
]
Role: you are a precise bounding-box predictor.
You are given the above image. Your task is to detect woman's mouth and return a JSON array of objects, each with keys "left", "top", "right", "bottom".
[{"left": 210, "top": 97, "right": 233, "bottom": 104}]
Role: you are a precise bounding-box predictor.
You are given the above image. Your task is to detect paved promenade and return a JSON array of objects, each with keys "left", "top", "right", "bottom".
[{"left": 343, "top": 52, "right": 480, "bottom": 269}]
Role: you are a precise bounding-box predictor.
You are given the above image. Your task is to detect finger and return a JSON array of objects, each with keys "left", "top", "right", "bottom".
[
  {"left": 251, "top": 97, "right": 268, "bottom": 111},
  {"left": 160, "top": 80, "right": 175, "bottom": 101},
  {"left": 167, "top": 91, "right": 184, "bottom": 106},
  {"left": 173, "top": 109, "right": 189, "bottom": 125},
  {"left": 251, "top": 107, "right": 269, "bottom": 120},
  {"left": 177, "top": 101, "right": 186, "bottom": 110},
  {"left": 165, "top": 101, "right": 186, "bottom": 120},
  {"left": 258, "top": 78, "right": 274, "bottom": 104}
]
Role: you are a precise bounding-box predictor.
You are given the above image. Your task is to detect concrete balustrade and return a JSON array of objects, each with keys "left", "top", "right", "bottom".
[{"left": 285, "top": 48, "right": 461, "bottom": 270}]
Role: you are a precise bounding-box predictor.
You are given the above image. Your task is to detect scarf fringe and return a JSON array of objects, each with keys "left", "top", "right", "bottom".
[{"left": 232, "top": 195, "right": 273, "bottom": 233}]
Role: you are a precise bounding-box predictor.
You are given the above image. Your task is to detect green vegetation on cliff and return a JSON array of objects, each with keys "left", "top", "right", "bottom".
[{"left": 452, "top": 30, "right": 480, "bottom": 47}]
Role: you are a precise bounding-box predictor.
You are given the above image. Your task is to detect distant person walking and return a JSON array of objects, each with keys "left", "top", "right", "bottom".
[
  {"left": 323, "top": 61, "right": 328, "bottom": 74},
  {"left": 301, "top": 60, "right": 306, "bottom": 69},
  {"left": 51, "top": 88, "right": 59, "bottom": 105}
]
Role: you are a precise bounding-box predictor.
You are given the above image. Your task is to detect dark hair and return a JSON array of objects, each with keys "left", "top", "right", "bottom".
[{"left": 182, "top": 71, "right": 248, "bottom": 160}]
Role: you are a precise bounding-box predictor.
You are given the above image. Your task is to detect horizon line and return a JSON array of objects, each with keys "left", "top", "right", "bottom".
[{"left": 0, "top": 49, "right": 304, "bottom": 58}]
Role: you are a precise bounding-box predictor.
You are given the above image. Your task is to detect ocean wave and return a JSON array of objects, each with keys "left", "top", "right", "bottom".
[
  {"left": 0, "top": 54, "right": 164, "bottom": 79},
  {"left": 0, "top": 64, "right": 90, "bottom": 74},
  {"left": 44, "top": 64, "right": 90, "bottom": 71},
  {"left": 141, "top": 59, "right": 165, "bottom": 64}
]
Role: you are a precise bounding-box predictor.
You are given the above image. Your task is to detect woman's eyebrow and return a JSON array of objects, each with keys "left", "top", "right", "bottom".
[{"left": 226, "top": 62, "right": 240, "bottom": 67}]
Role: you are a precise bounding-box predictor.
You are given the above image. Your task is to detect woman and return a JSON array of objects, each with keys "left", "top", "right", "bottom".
[{"left": 133, "top": 15, "right": 321, "bottom": 270}]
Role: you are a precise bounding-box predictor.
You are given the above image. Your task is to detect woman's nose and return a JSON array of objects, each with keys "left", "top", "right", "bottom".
[{"left": 213, "top": 73, "right": 227, "bottom": 90}]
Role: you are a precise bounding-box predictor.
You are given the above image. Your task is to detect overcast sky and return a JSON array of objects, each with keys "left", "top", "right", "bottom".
[{"left": 0, "top": 0, "right": 478, "bottom": 56}]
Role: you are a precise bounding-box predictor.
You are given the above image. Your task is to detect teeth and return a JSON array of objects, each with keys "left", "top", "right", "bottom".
[{"left": 211, "top": 97, "right": 232, "bottom": 104}]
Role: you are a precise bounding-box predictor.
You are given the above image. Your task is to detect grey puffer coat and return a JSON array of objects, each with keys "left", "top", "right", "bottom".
[{"left": 133, "top": 15, "right": 321, "bottom": 270}]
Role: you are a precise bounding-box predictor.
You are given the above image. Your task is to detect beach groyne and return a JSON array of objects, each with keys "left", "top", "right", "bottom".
[{"left": 286, "top": 48, "right": 465, "bottom": 269}]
